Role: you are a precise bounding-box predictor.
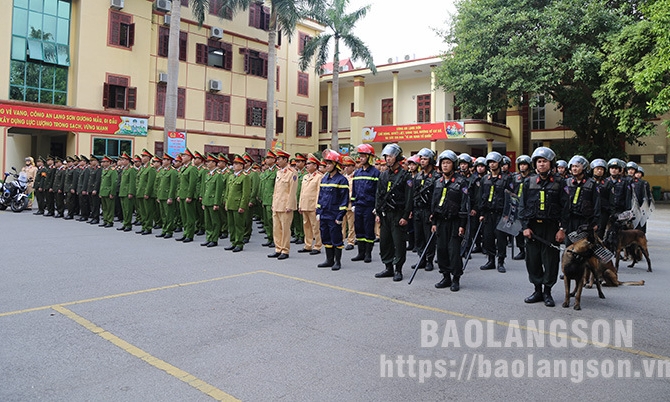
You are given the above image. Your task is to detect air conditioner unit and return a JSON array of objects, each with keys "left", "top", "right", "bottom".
[
  {"left": 110, "top": 0, "right": 124, "bottom": 10},
  {"left": 209, "top": 79, "right": 222, "bottom": 92},
  {"left": 155, "top": 0, "right": 171, "bottom": 12},
  {"left": 158, "top": 73, "right": 169, "bottom": 83},
  {"left": 163, "top": 15, "right": 171, "bottom": 26},
  {"left": 210, "top": 26, "right": 223, "bottom": 40}
]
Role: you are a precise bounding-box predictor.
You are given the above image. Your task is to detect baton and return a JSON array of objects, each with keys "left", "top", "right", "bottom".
[
  {"left": 408, "top": 231, "right": 437, "bottom": 285},
  {"left": 530, "top": 233, "right": 562, "bottom": 250},
  {"left": 462, "top": 220, "right": 484, "bottom": 271}
]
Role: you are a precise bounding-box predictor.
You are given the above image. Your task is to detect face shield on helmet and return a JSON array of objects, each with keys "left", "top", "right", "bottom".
[
  {"left": 590, "top": 158, "right": 607, "bottom": 170},
  {"left": 531, "top": 147, "right": 556, "bottom": 167},
  {"left": 458, "top": 153, "right": 473, "bottom": 167},
  {"left": 381, "top": 143, "right": 403, "bottom": 161},
  {"left": 556, "top": 160, "right": 568, "bottom": 169},
  {"left": 568, "top": 155, "right": 589, "bottom": 174},
  {"left": 485, "top": 151, "right": 503, "bottom": 164},
  {"left": 516, "top": 155, "right": 531, "bottom": 168},
  {"left": 502, "top": 155, "right": 511, "bottom": 166},
  {"left": 417, "top": 148, "right": 435, "bottom": 161},
  {"left": 607, "top": 158, "right": 625, "bottom": 170},
  {"left": 438, "top": 150, "right": 458, "bottom": 165},
  {"left": 626, "top": 161, "right": 639, "bottom": 172},
  {"left": 474, "top": 157, "right": 486, "bottom": 167}
]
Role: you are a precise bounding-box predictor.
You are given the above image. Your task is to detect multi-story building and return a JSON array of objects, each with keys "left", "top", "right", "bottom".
[{"left": 0, "top": 0, "right": 322, "bottom": 170}]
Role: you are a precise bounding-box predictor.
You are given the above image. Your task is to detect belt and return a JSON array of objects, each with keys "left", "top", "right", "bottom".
[{"left": 534, "top": 219, "right": 543, "bottom": 223}]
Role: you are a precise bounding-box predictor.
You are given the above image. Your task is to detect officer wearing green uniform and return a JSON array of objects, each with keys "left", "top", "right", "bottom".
[
  {"left": 200, "top": 154, "right": 224, "bottom": 247},
  {"left": 217, "top": 153, "right": 231, "bottom": 239},
  {"left": 193, "top": 151, "right": 207, "bottom": 236},
  {"left": 176, "top": 149, "right": 199, "bottom": 243},
  {"left": 225, "top": 154, "right": 251, "bottom": 252},
  {"left": 259, "top": 150, "right": 278, "bottom": 247},
  {"left": 87, "top": 155, "right": 102, "bottom": 224},
  {"left": 117, "top": 153, "right": 136, "bottom": 232},
  {"left": 151, "top": 156, "right": 163, "bottom": 229},
  {"left": 136, "top": 149, "right": 157, "bottom": 235},
  {"left": 98, "top": 155, "right": 116, "bottom": 227},
  {"left": 156, "top": 153, "right": 179, "bottom": 238},
  {"left": 243, "top": 153, "right": 260, "bottom": 243},
  {"left": 33, "top": 157, "right": 48, "bottom": 215}
]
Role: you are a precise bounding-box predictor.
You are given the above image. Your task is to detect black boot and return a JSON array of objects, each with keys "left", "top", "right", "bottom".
[
  {"left": 351, "top": 243, "right": 365, "bottom": 261},
  {"left": 332, "top": 248, "right": 342, "bottom": 271},
  {"left": 480, "top": 255, "right": 495, "bottom": 270},
  {"left": 317, "top": 248, "right": 335, "bottom": 268},
  {"left": 364, "top": 242, "right": 374, "bottom": 263},
  {"left": 393, "top": 265, "right": 403, "bottom": 282},
  {"left": 512, "top": 250, "right": 525, "bottom": 260},
  {"left": 497, "top": 257, "right": 506, "bottom": 273},
  {"left": 375, "top": 263, "right": 394, "bottom": 278},
  {"left": 543, "top": 285, "right": 555, "bottom": 307},
  {"left": 524, "top": 284, "right": 544, "bottom": 303},
  {"left": 450, "top": 276, "right": 460, "bottom": 292},
  {"left": 435, "top": 273, "right": 452, "bottom": 289},
  {"left": 425, "top": 260, "right": 434, "bottom": 271}
]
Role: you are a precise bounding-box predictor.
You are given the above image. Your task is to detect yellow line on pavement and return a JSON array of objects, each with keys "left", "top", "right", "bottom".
[
  {"left": 0, "top": 271, "right": 260, "bottom": 318},
  {"left": 52, "top": 305, "right": 239, "bottom": 401},
  {"left": 260, "top": 270, "right": 670, "bottom": 362}
]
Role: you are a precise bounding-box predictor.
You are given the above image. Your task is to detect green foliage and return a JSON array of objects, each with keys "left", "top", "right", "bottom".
[{"left": 436, "top": 0, "right": 665, "bottom": 157}]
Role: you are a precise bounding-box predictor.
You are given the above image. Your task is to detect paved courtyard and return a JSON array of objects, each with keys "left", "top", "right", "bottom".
[{"left": 1, "top": 206, "right": 669, "bottom": 401}]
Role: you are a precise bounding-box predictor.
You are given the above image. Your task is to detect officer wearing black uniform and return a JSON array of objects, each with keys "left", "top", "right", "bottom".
[
  {"left": 590, "top": 158, "right": 609, "bottom": 239},
  {"left": 431, "top": 150, "right": 469, "bottom": 291},
  {"left": 564, "top": 155, "right": 600, "bottom": 242},
  {"left": 511, "top": 155, "right": 531, "bottom": 260},
  {"left": 519, "top": 147, "right": 569, "bottom": 307},
  {"left": 604, "top": 158, "right": 632, "bottom": 220},
  {"left": 374, "top": 144, "right": 413, "bottom": 282},
  {"left": 411, "top": 148, "right": 438, "bottom": 271},
  {"left": 44, "top": 156, "right": 56, "bottom": 216},
  {"left": 33, "top": 157, "right": 48, "bottom": 215},
  {"left": 468, "top": 157, "right": 487, "bottom": 253},
  {"left": 475, "top": 151, "right": 512, "bottom": 273}
]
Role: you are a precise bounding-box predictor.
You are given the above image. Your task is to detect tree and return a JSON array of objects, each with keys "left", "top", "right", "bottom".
[
  {"left": 299, "top": 0, "right": 377, "bottom": 151},
  {"left": 163, "top": 1, "right": 208, "bottom": 149},
  {"left": 221, "top": 0, "right": 315, "bottom": 151},
  {"left": 435, "top": 0, "right": 647, "bottom": 159}
]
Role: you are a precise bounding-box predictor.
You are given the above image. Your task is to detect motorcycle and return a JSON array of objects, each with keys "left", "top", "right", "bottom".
[{"left": 0, "top": 167, "right": 31, "bottom": 212}]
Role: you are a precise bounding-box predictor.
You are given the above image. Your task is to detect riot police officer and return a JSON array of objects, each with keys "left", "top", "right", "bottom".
[
  {"left": 431, "top": 150, "right": 469, "bottom": 291},
  {"left": 564, "top": 155, "right": 600, "bottom": 242},
  {"left": 374, "top": 144, "right": 413, "bottom": 282},
  {"left": 590, "top": 158, "right": 609, "bottom": 239},
  {"left": 604, "top": 158, "right": 632, "bottom": 220},
  {"left": 475, "top": 151, "right": 512, "bottom": 273},
  {"left": 411, "top": 148, "right": 438, "bottom": 271},
  {"left": 519, "top": 147, "right": 569, "bottom": 307},
  {"left": 511, "top": 155, "right": 531, "bottom": 260}
]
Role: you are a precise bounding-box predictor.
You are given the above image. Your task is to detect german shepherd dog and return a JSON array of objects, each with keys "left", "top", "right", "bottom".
[
  {"left": 605, "top": 217, "right": 652, "bottom": 272},
  {"left": 562, "top": 227, "right": 606, "bottom": 310}
]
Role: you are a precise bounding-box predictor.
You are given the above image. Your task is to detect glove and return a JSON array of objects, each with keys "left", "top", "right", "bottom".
[
  {"left": 351, "top": 206, "right": 356, "bottom": 213},
  {"left": 316, "top": 214, "right": 320, "bottom": 221}
]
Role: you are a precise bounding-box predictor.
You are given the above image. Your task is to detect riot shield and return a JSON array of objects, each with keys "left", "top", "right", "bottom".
[{"left": 496, "top": 190, "right": 522, "bottom": 236}]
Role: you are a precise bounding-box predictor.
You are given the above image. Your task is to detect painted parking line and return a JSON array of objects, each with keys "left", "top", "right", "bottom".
[
  {"left": 0, "top": 271, "right": 261, "bottom": 318},
  {"left": 259, "top": 270, "right": 670, "bottom": 362},
  {"left": 52, "top": 305, "right": 239, "bottom": 401}
]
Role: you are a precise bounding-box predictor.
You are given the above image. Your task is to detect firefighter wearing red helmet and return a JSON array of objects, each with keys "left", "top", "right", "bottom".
[
  {"left": 316, "top": 150, "right": 350, "bottom": 271},
  {"left": 351, "top": 143, "right": 380, "bottom": 263}
]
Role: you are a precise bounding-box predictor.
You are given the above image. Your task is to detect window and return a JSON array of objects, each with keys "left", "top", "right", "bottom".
[
  {"left": 242, "top": 48, "right": 268, "bottom": 78},
  {"left": 297, "top": 72, "right": 309, "bottom": 96},
  {"left": 10, "top": 0, "right": 71, "bottom": 105},
  {"left": 628, "top": 155, "right": 641, "bottom": 164},
  {"left": 417, "top": 94, "right": 430, "bottom": 123},
  {"left": 205, "top": 93, "right": 231, "bottom": 122},
  {"left": 654, "top": 154, "right": 667, "bottom": 164},
  {"left": 245, "top": 148, "right": 264, "bottom": 162},
  {"left": 296, "top": 114, "right": 312, "bottom": 137},
  {"left": 109, "top": 10, "right": 134, "bottom": 49},
  {"left": 532, "top": 95, "right": 546, "bottom": 130},
  {"left": 276, "top": 66, "right": 280, "bottom": 90},
  {"left": 320, "top": 105, "right": 328, "bottom": 131},
  {"left": 103, "top": 75, "right": 136, "bottom": 110},
  {"left": 93, "top": 138, "right": 132, "bottom": 159},
  {"left": 276, "top": 114, "right": 284, "bottom": 134},
  {"left": 196, "top": 40, "right": 232, "bottom": 70},
  {"left": 381, "top": 98, "right": 393, "bottom": 125},
  {"left": 209, "top": 0, "right": 233, "bottom": 19},
  {"left": 249, "top": 2, "right": 270, "bottom": 30},
  {"left": 453, "top": 95, "right": 461, "bottom": 120},
  {"left": 246, "top": 99, "right": 267, "bottom": 127},
  {"left": 158, "top": 27, "right": 187, "bottom": 61},
  {"left": 204, "top": 145, "right": 229, "bottom": 156},
  {"left": 154, "top": 141, "right": 164, "bottom": 157},
  {"left": 298, "top": 32, "right": 312, "bottom": 54},
  {"left": 155, "top": 84, "right": 185, "bottom": 117}
]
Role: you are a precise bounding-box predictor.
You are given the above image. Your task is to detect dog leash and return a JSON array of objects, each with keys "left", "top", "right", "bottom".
[{"left": 530, "top": 233, "right": 562, "bottom": 250}]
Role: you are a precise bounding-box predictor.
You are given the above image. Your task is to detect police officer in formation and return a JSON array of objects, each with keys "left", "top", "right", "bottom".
[
  {"left": 411, "top": 148, "right": 438, "bottom": 271},
  {"left": 510, "top": 155, "right": 531, "bottom": 260},
  {"left": 350, "top": 144, "right": 379, "bottom": 263}
]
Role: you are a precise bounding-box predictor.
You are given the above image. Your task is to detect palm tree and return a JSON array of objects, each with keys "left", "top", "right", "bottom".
[
  {"left": 220, "top": 0, "right": 318, "bottom": 150},
  {"left": 299, "top": 0, "right": 376, "bottom": 150},
  {"left": 163, "top": 1, "right": 208, "bottom": 148}
]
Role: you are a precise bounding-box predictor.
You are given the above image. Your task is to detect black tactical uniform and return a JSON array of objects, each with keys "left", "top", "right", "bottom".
[
  {"left": 564, "top": 156, "right": 600, "bottom": 243},
  {"left": 511, "top": 155, "right": 531, "bottom": 260},
  {"left": 519, "top": 147, "right": 569, "bottom": 307},
  {"left": 431, "top": 150, "right": 470, "bottom": 291},
  {"left": 77, "top": 156, "right": 91, "bottom": 221},
  {"left": 44, "top": 158, "right": 56, "bottom": 216},
  {"left": 411, "top": 148, "right": 438, "bottom": 271},
  {"left": 33, "top": 159, "right": 48, "bottom": 214},
  {"left": 590, "top": 158, "right": 609, "bottom": 239},
  {"left": 374, "top": 144, "right": 414, "bottom": 282}
]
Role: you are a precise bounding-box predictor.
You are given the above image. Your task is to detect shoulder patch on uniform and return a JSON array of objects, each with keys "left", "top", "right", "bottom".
[{"left": 407, "top": 179, "right": 413, "bottom": 187}]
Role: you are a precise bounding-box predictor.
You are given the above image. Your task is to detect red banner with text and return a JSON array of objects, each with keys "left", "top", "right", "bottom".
[{"left": 362, "top": 121, "right": 465, "bottom": 143}]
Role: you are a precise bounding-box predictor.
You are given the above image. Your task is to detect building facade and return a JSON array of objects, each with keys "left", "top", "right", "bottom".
[{"left": 1, "top": 0, "right": 322, "bottom": 170}]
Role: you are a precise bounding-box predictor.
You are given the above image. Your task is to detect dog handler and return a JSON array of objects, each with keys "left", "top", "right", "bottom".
[{"left": 519, "top": 147, "right": 569, "bottom": 307}]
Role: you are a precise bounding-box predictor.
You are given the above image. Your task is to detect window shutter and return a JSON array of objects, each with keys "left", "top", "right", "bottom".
[
  {"left": 262, "top": 6, "right": 270, "bottom": 30},
  {"left": 127, "top": 23, "right": 135, "bottom": 47},
  {"left": 242, "top": 49, "right": 250, "bottom": 73},
  {"left": 158, "top": 27, "right": 168, "bottom": 57},
  {"left": 260, "top": 52, "right": 268, "bottom": 78},
  {"left": 246, "top": 100, "right": 253, "bottom": 125},
  {"left": 223, "top": 43, "right": 233, "bottom": 70},
  {"left": 223, "top": 95, "right": 231, "bottom": 122},
  {"left": 248, "top": 3, "right": 257, "bottom": 27},
  {"left": 156, "top": 84, "right": 166, "bottom": 115},
  {"left": 205, "top": 93, "right": 212, "bottom": 120},
  {"left": 103, "top": 83, "right": 110, "bottom": 108},
  {"left": 127, "top": 87, "right": 137, "bottom": 110},
  {"left": 195, "top": 43, "right": 207, "bottom": 64},
  {"left": 307, "top": 121, "right": 312, "bottom": 137},
  {"left": 179, "top": 31, "right": 187, "bottom": 61},
  {"left": 177, "top": 87, "right": 186, "bottom": 118},
  {"left": 261, "top": 102, "right": 267, "bottom": 127},
  {"left": 276, "top": 66, "right": 280, "bottom": 91},
  {"left": 276, "top": 116, "right": 283, "bottom": 133},
  {"left": 110, "top": 21, "right": 120, "bottom": 46}
]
